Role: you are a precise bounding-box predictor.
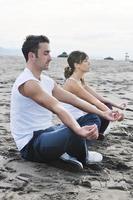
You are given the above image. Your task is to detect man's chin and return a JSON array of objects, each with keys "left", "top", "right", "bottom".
[
  {"left": 43, "top": 67, "right": 49, "bottom": 71},
  {"left": 86, "top": 69, "right": 90, "bottom": 72},
  {"left": 44, "top": 65, "right": 49, "bottom": 70}
]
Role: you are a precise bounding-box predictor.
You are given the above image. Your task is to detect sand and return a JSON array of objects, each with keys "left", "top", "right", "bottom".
[{"left": 0, "top": 56, "right": 133, "bottom": 200}]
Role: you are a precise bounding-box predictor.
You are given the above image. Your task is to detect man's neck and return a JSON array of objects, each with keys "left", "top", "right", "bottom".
[{"left": 26, "top": 63, "right": 41, "bottom": 80}]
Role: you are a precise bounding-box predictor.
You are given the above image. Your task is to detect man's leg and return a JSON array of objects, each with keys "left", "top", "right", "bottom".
[
  {"left": 77, "top": 113, "right": 101, "bottom": 143},
  {"left": 20, "top": 125, "right": 87, "bottom": 164},
  {"left": 77, "top": 113, "right": 101, "bottom": 129},
  {"left": 20, "top": 113, "right": 101, "bottom": 165},
  {"left": 76, "top": 113, "right": 103, "bottom": 164}
]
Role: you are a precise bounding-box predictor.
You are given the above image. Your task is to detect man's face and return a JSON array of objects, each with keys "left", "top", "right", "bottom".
[{"left": 34, "top": 42, "right": 52, "bottom": 70}]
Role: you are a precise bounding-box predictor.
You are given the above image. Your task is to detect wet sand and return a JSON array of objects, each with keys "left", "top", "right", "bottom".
[{"left": 0, "top": 56, "right": 133, "bottom": 199}]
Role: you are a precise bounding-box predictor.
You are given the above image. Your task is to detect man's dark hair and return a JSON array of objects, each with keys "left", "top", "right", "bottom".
[{"left": 22, "top": 35, "right": 50, "bottom": 62}]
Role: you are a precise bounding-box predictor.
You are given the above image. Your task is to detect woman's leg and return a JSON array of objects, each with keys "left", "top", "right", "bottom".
[{"left": 99, "top": 103, "right": 112, "bottom": 134}]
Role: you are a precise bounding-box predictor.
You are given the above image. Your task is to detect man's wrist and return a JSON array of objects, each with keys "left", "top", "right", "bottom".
[{"left": 97, "top": 110, "right": 105, "bottom": 118}]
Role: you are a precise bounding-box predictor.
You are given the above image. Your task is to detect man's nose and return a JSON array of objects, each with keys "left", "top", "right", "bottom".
[{"left": 49, "top": 54, "right": 52, "bottom": 61}]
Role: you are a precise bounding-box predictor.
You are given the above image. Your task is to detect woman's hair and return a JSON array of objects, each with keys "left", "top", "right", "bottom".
[{"left": 64, "top": 51, "right": 88, "bottom": 79}]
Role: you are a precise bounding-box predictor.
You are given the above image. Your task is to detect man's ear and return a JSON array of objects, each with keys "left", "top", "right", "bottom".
[{"left": 28, "top": 52, "right": 35, "bottom": 60}]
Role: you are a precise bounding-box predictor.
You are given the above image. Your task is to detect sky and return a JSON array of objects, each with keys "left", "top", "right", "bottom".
[{"left": 0, "top": 0, "right": 133, "bottom": 59}]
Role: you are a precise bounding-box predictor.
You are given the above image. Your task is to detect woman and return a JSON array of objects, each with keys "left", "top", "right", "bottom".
[{"left": 63, "top": 51, "right": 125, "bottom": 139}]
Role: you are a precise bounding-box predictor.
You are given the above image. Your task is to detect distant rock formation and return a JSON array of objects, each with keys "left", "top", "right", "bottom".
[
  {"left": 104, "top": 56, "right": 114, "bottom": 60},
  {"left": 58, "top": 52, "right": 68, "bottom": 58}
]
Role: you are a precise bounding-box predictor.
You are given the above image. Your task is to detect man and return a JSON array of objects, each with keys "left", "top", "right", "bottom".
[{"left": 10, "top": 35, "right": 122, "bottom": 169}]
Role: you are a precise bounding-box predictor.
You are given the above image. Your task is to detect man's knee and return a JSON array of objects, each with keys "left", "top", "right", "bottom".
[
  {"left": 77, "top": 113, "right": 101, "bottom": 130},
  {"left": 86, "top": 114, "right": 101, "bottom": 130}
]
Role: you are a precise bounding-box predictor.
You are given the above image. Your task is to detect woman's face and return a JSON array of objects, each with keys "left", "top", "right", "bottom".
[{"left": 76, "top": 57, "right": 90, "bottom": 73}]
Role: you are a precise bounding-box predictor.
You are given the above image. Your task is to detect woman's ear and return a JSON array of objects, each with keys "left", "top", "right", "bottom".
[{"left": 74, "top": 63, "right": 80, "bottom": 70}]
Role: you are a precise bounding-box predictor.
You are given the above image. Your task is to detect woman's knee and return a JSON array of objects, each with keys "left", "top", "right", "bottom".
[{"left": 104, "top": 103, "right": 112, "bottom": 110}]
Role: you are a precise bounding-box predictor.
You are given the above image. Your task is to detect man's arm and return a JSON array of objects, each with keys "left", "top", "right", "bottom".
[{"left": 18, "top": 80, "right": 98, "bottom": 139}]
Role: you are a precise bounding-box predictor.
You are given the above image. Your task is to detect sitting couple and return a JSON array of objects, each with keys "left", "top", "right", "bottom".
[{"left": 10, "top": 35, "right": 125, "bottom": 170}]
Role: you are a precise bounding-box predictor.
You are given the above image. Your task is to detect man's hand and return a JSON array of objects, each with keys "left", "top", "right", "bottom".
[
  {"left": 76, "top": 124, "right": 99, "bottom": 140},
  {"left": 116, "top": 112, "right": 124, "bottom": 121}
]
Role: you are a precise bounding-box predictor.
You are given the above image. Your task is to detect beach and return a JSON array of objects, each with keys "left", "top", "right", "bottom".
[{"left": 0, "top": 56, "right": 133, "bottom": 200}]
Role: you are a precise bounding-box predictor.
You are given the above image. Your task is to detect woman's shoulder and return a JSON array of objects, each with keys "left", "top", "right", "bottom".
[
  {"left": 66, "top": 77, "right": 82, "bottom": 84},
  {"left": 64, "top": 77, "right": 80, "bottom": 87},
  {"left": 64, "top": 77, "right": 83, "bottom": 93},
  {"left": 68, "top": 77, "right": 77, "bottom": 81}
]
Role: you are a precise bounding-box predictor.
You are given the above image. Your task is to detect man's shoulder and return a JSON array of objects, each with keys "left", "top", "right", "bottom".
[
  {"left": 14, "top": 68, "right": 38, "bottom": 87},
  {"left": 14, "top": 70, "right": 25, "bottom": 83},
  {"left": 41, "top": 74, "right": 54, "bottom": 82},
  {"left": 41, "top": 74, "right": 55, "bottom": 90}
]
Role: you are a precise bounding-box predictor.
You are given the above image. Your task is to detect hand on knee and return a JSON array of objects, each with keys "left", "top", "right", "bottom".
[
  {"left": 86, "top": 124, "right": 99, "bottom": 140},
  {"left": 77, "top": 124, "right": 99, "bottom": 140}
]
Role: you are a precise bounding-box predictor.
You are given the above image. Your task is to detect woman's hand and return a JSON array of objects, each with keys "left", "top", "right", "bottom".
[
  {"left": 118, "top": 103, "right": 127, "bottom": 110},
  {"left": 102, "top": 110, "right": 124, "bottom": 121},
  {"left": 116, "top": 112, "right": 124, "bottom": 121}
]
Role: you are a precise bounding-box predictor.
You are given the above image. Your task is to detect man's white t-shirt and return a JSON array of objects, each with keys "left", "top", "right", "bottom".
[{"left": 10, "top": 68, "right": 54, "bottom": 151}]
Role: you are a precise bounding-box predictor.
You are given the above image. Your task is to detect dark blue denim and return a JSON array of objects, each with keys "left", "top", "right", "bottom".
[{"left": 20, "top": 113, "right": 101, "bottom": 164}]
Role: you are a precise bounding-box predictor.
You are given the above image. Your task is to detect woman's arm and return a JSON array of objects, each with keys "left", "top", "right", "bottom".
[
  {"left": 53, "top": 83, "right": 119, "bottom": 122},
  {"left": 63, "top": 79, "right": 110, "bottom": 111},
  {"left": 84, "top": 85, "right": 126, "bottom": 110}
]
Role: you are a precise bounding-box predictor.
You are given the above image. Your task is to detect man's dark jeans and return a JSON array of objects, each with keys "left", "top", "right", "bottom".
[{"left": 20, "top": 113, "right": 101, "bottom": 164}]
